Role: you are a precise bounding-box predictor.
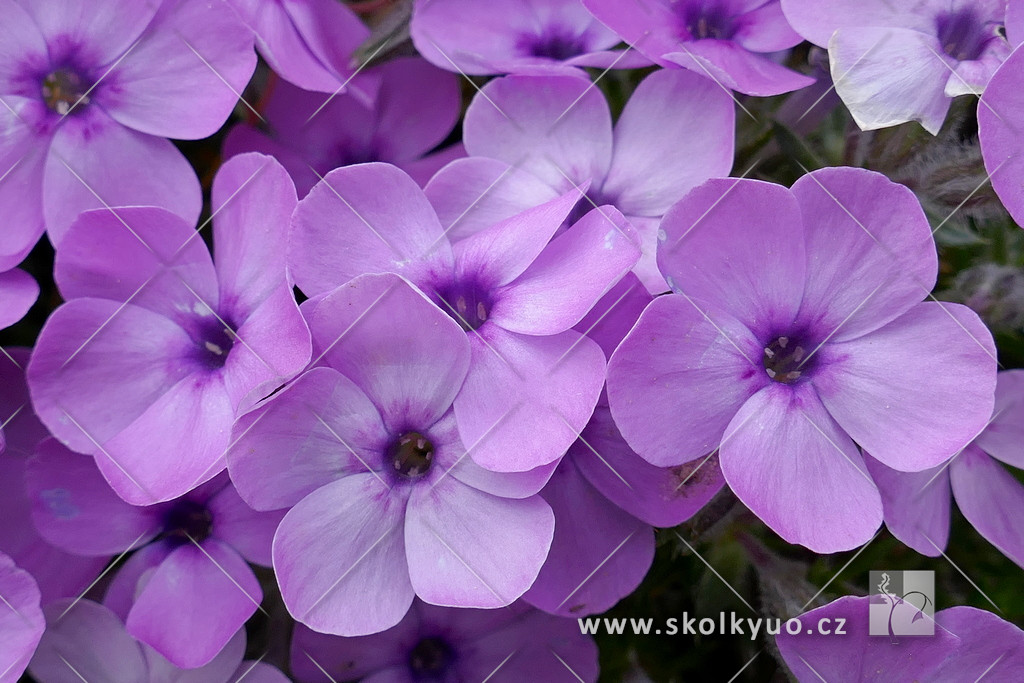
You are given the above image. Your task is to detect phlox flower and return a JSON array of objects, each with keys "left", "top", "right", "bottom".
[
  {"left": 866, "top": 370, "right": 1024, "bottom": 569},
  {"left": 27, "top": 154, "right": 311, "bottom": 505},
  {"left": 524, "top": 275, "right": 725, "bottom": 617},
  {"left": 0, "top": 0, "right": 256, "bottom": 268},
  {"left": 608, "top": 167, "right": 997, "bottom": 552},
  {"left": 776, "top": 596, "right": 1024, "bottom": 682},
  {"left": 224, "top": 57, "right": 463, "bottom": 196},
  {"left": 225, "top": 0, "right": 368, "bottom": 94},
  {"left": 291, "top": 163, "right": 640, "bottom": 473},
  {"left": 582, "top": 0, "right": 814, "bottom": 95},
  {"left": 410, "top": 0, "right": 646, "bottom": 76},
  {"left": 290, "top": 600, "right": 598, "bottom": 683},
  {"left": 29, "top": 599, "right": 288, "bottom": 683},
  {"left": 0, "top": 551, "right": 43, "bottom": 683},
  {"left": 26, "top": 439, "right": 283, "bottom": 668},
  {"left": 425, "top": 69, "right": 734, "bottom": 292},
  {"left": 228, "top": 274, "right": 557, "bottom": 636},
  {"left": 979, "top": 42, "right": 1024, "bottom": 228},
  {"left": 782, "top": 0, "right": 1011, "bottom": 133},
  {"left": 0, "top": 348, "right": 107, "bottom": 603}
]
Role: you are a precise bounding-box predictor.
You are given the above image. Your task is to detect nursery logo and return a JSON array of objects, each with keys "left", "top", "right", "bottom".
[{"left": 869, "top": 570, "right": 935, "bottom": 637}]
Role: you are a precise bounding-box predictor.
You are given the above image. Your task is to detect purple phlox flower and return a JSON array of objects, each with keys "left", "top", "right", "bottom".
[
  {"left": 0, "top": 269, "right": 38, "bottom": 338},
  {"left": 224, "top": 56, "right": 464, "bottom": 196},
  {"left": 0, "top": 0, "right": 256, "bottom": 267},
  {"left": 225, "top": 0, "right": 369, "bottom": 94},
  {"left": 582, "top": 0, "right": 814, "bottom": 96},
  {"left": 228, "top": 273, "right": 558, "bottom": 636},
  {"left": 979, "top": 42, "right": 1024, "bottom": 228},
  {"left": 524, "top": 274, "right": 726, "bottom": 617},
  {"left": 777, "top": 595, "right": 1024, "bottom": 682},
  {"left": 0, "top": 551, "right": 44, "bottom": 683},
  {"left": 290, "top": 599, "right": 598, "bottom": 683},
  {"left": 782, "top": 0, "right": 1011, "bottom": 134},
  {"left": 0, "top": 349, "right": 107, "bottom": 604},
  {"left": 866, "top": 369, "right": 1024, "bottom": 569},
  {"left": 26, "top": 153, "right": 311, "bottom": 506},
  {"left": 607, "top": 167, "right": 997, "bottom": 553},
  {"left": 26, "top": 439, "right": 283, "bottom": 669},
  {"left": 291, "top": 162, "right": 640, "bottom": 473},
  {"left": 424, "top": 69, "right": 734, "bottom": 293},
  {"left": 29, "top": 599, "right": 288, "bottom": 683},
  {"left": 410, "top": 0, "right": 650, "bottom": 76}
]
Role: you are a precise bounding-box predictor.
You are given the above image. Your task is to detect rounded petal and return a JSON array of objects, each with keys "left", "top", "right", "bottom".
[
  {"left": 306, "top": 273, "right": 470, "bottom": 432},
  {"left": 829, "top": 27, "right": 953, "bottom": 135},
  {"left": 423, "top": 157, "right": 560, "bottom": 242},
  {"left": 863, "top": 452, "right": 951, "bottom": 557},
  {"left": 273, "top": 474, "right": 413, "bottom": 636},
  {"left": 572, "top": 272, "right": 653, "bottom": 359},
  {"left": 43, "top": 109, "right": 202, "bottom": 242},
  {"left": 780, "top": 0, "right": 936, "bottom": 46},
  {"left": 405, "top": 475, "right": 553, "bottom": 608},
  {"left": 126, "top": 540, "right": 260, "bottom": 668},
  {"left": 979, "top": 43, "right": 1024, "bottom": 228},
  {"left": 574, "top": 406, "right": 726, "bottom": 528},
  {"left": 455, "top": 328, "right": 605, "bottom": 472},
  {"left": 491, "top": 206, "right": 641, "bottom": 335},
  {"left": 26, "top": 438, "right": 161, "bottom": 556},
  {"left": 814, "top": 302, "right": 996, "bottom": 472},
  {"left": 290, "top": 163, "right": 452, "bottom": 297},
  {"left": 791, "top": 167, "right": 938, "bottom": 341},
  {"left": 975, "top": 370, "right": 1024, "bottom": 468},
  {"left": 98, "top": 0, "right": 257, "bottom": 139},
  {"left": 206, "top": 483, "right": 284, "bottom": 567},
  {"left": 607, "top": 294, "right": 767, "bottom": 468},
  {"left": 227, "top": 367, "right": 389, "bottom": 511},
  {"left": 933, "top": 606, "right": 1024, "bottom": 681},
  {"left": 0, "top": 552, "right": 43, "bottom": 683},
  {"left": 658, "top": 177, "right": 806, "bottom": 337},
  {"left": 102, "top": 542, "right": 173, "bottom": 622},
  {"left": 721, "top": 383, "right": 883, "bottom": 553},
  {"left": 0, "top": 269, "right": 37, "bottom": 329},
  {"left": 524, "top": 458, "right": 654, "bottom": 617},
  {"left": 0, "top": 98, "right": 48, "bottom": 271},
  {"left": 950, "top": 446, "right": 1024, "bottom": 570},
  {"left": 373, "top": 58, "right": 462, "bottom": 161},
  {"left": 463, "top": 74, "right": 613, "bottom": 190},
  {"left": 29, "top": 600, "right": 145, "bottom": 683},
  {"left": 602, "top": 68, "right": 735, "bottom": 217},
  {"left": 16, "top": 0, "right": 159, "bottom": 67},
  {"left": 664, "top": 40, "right": 815, "bottom": 96}
]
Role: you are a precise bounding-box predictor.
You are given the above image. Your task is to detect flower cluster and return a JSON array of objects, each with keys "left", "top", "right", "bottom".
[{"left": 2, "top": 1, "right": 1024, "bottom": 681}]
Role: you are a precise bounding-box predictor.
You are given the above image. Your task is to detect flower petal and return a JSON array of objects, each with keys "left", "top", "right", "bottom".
[
  {"left": 16, "top": 0, "right": 159, "bottom": 67},
  {"left": 0, "top": 552, "right": 42, "bottom": 683},
  {"left": 975, "top": 370, "right": 1024, "bottom": 469},
  {"left": 980, "top": 44, "right": 1024, "bottom": 230},
  {"left": 607, "top": 294, "right": 766, "bottom": 467},
  {"left": 863, "top": 452, "right": 951, "bottom": 557},
  {"left": 206, "top": 483, "right": 284, "bottom": 567},
  {"left": 273, "top": 474, "right": 413, "bottom": 636},
  {"left": 0, "top": 98, "right": 48, "bottom": 271},
  {"left": 0, "top": 269, "right": 37, "bottom": 330},
  {"left": 30, "top": 600, "right": 144, "bottom": 683},
  {"left": 405, "top": 475, "right": 553, "bottom": 608},
  {"left": 664, "top": 40, "right": 815, "bottom": 96},
  {"left": 721, "top": 383, "right": 883, "bottom": 552},
  {"left": 814, "top": 302, "right": 996, "bottom": 472},
  {"left": 950, "top": 445, "right": 1024, "bottom": 570}
]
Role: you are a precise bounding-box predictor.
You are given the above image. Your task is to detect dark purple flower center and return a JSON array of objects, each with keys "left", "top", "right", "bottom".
[
  {"left": 936, "top": 8, "right": 989, "bottom": 61},
  {"left": 522, "top": 28, "right": 587, "bottom": 60},
  {"left": 195, "top": 318, "right": 237, "bottom": 369},
  {"left": 408, "top": 637, "right": 453, "bottom": 677},
  {"left": 681, "top": 3, "right": 737, "bottom": 40},
  {"left": 41, "top": 68, "right": 91, "bottom": 116},
  {"left": 162, "top": 499, "right": 214, "bottom": 545},
  {"left": 566, "top": 189, "right": 617, "bottom": 227},
  {"left": 762, "top": 335, "right": 815, "bottom": 384},
  {"left": 389, "top": 431, "right": 435, "bottom": 479},
  {"left": 434, "top": 281, "right": 492, "bottom": 332}
]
